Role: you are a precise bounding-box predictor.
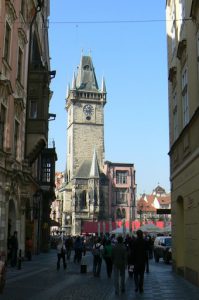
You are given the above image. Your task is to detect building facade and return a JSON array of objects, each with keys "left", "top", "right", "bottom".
[
  {"left": 137, "top": 186, "right": 171, "bottom": 224},
  {"left": 0, "top": 0, "right": 56, "bottom": 257},
  {"left": 166, "top": 0, "right": 199, "bottom": 286},
  {"left": 50, "top": 172, "right": 64, "bottom": 234},
  {"left": 64, "top": 55, "right": 108, "bottom": 235},
  {"left": 103, "top": 161, "right": 136, "bottom": 229}
]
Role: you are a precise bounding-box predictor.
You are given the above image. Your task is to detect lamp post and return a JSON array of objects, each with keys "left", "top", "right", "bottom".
[{"left": 137, "top": 206, "right": 143, "bottom": 226}]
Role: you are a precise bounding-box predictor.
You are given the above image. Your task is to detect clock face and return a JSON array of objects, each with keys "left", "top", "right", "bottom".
[{"left": 83, "top": 104, "right": 94, "bottom": 116}]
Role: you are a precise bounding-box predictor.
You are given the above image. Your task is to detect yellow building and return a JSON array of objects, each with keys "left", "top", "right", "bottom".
[{"left": 166, "top": 0, "right": 199, "bottom": 286}]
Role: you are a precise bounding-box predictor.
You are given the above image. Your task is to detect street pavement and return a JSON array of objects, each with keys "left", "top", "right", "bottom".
[{"left": 1, "top": 250, "right": 199, "bottom": 300}]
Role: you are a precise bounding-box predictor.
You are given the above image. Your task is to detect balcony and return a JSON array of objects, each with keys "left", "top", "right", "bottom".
[
  {"left": 26, "top": 68, "right": 51, "bottom": 162},
  {"left": 39, "top": 147, "right": 57, "bottom": 189}
]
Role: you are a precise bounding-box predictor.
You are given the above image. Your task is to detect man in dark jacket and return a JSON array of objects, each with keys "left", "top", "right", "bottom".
[
  {"left": 132, "top": 230, "right": 148, "bottom": 293},
  {"left": 112, "top": 235, "right": 127, "bottom": 295},
  {"left": 10, "top": 231, "right": 18, "bottom": 267}
]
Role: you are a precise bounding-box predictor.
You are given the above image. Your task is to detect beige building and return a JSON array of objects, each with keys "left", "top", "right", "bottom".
[
  {"left": 166, "top": 0, "right": 199, "bottom": 286},
  {"left": 0, "top": 0, "right": 56, "bottom": 257}
]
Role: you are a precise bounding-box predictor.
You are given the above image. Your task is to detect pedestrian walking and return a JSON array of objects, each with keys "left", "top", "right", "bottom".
[
  {"left": 111, "top": 235, "right": 127, "bottom": 295},
  {"left": 73, "top": 236, "right": 83, "bottom": 264},
  {"left": 65, "top": 235, "right": 73, "bottom": 260},
  {"left": 145, "top": 235, "right": 151, "bottom": 273},
  {"left": 103, "top": 239, "right": 113, "bottom": 278},
  {"left": 10, "top": 231, "right": 18, "bottom": 267},
  {"left": 56, "top": 238, "right": 67, "bottom": 270},
  {"left": 131, "top": 229, "right": 148, "bottom": 294},
  {"left": 82, "top": 237, "right": 87, "bottom": 256},
  {"left": 92, "top": 237, "right": 104, "bottom": 277},
  {"left": 127, "top": 236, "right": 136, "bottom": 278},
  {"left": 25, "top": 237, "right": 33, "bottom": 261}
]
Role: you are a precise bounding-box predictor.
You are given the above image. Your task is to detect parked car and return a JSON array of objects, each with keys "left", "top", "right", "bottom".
[{"left": 153, "top": 236, "right": 172, "bottom": 263}]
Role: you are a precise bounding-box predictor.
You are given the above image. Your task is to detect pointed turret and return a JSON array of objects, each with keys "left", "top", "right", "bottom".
[
  {"left": 76, "top": 55, "right": 99, "bottom": 91},
  {"left": 66, "top": 83, "right": 70, "bottom": 98},
  {"left": 89, "top": 148, "right": 99, "bottom": 178},
  {"left": 101, "top": 76, "right": 106, "bottom": 93},
  {"left": 71, "top": 72, "right": 76, "bottom": 90}
]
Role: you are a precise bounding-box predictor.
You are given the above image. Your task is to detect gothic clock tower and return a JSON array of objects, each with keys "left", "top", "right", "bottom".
[{"left": 65, "top": 55, "right": 107, "bottom": 234}]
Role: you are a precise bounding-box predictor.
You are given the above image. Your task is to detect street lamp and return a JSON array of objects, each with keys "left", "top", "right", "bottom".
[{"left": 137, "top": 205, "right": 143, "bottom": 226}]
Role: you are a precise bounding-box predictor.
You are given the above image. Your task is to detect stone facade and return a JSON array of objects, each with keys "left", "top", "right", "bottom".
[
  {"left": 64, "top": 55, "right": 108, "bottom": 235},
  {"left": 0, "top": 0, "right": 56, "bottom": 257},
  {"left": 166, "top": 0, "right": 199, "bottom": 286}
]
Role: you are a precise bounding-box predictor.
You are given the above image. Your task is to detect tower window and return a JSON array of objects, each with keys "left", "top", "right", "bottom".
[
  {"left": 29, "top": 100, "right": 37, "bottom": 119},
  {"left": 81, "top": 191, "right": 87, "bottom": 208},
  {"left": 83, "top": 65, "right": 89, "bottom": 70}
]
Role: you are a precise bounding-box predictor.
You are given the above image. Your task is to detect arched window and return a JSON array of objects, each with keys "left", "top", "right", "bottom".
[
  {"left": 122, "top": 208, "right": 126, "bottom": 219},
  {"left": 116, "top": 208, "right": 122, "bottom": 219},
  {"left": 94, "top": 190, "right": 98, "bottom": 206},
  {"left": 81, "top": 190, "right": 87, "bottom": 209}
]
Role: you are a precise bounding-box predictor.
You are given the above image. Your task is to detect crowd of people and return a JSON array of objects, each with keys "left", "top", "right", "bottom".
[{"left": 54, "top": 229, "right": 155, "bottom": 296}]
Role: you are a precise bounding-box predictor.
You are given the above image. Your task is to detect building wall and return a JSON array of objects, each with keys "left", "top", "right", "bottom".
[
  {"left": 0, "top": 0, "right": 54, "bottom": 257},
  {"left": 0, "top": 0, "right": 29, "bottom": 255},
  {"left": 104, "top": 162, "right": 136, "bottom": 227},
  {"left": 166, "top": 0, "right": 199, "bottom": 286},
  {"left": 67, "top": 100, "right": 104, "bottom": 179}
]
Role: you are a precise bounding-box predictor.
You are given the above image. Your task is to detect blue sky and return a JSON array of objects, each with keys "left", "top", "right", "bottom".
[{"left": 48, "top": 0, "right": 170, "bottom": 196}]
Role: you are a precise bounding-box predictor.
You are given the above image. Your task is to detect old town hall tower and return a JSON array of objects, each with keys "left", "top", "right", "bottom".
[{"left": 65, "top": 55, "right": 108, "bottom": 234}]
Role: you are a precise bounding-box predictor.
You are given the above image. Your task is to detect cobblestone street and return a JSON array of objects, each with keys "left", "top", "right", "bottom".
[{"left": 1, "top": 250, "right": 199, "bottom": 300}]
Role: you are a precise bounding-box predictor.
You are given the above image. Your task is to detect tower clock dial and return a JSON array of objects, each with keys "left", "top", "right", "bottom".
[{"left": 83, "top": 104, "right": 94, "bottom": 116}]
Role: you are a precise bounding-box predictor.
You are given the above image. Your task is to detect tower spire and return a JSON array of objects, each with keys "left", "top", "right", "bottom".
[
  {"left": 66, "top": 83, "right": 70, "bottom": 98},
  {"left": 90, "top": 147, "right": 99, "bottom": 178},
  {"left": 101, "top": 76, "right": 106, "bottom": 93},
  {"left": 71, "top": 72, "right": 76, "bottom": 90},
  {"left": 76, "top": 55, "right": 99, "bottom": 90}
]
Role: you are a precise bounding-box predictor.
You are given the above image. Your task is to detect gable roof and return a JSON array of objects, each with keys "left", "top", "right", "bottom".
[{"left": 75, "top": 160, "right": 92, "bottom": 179}]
